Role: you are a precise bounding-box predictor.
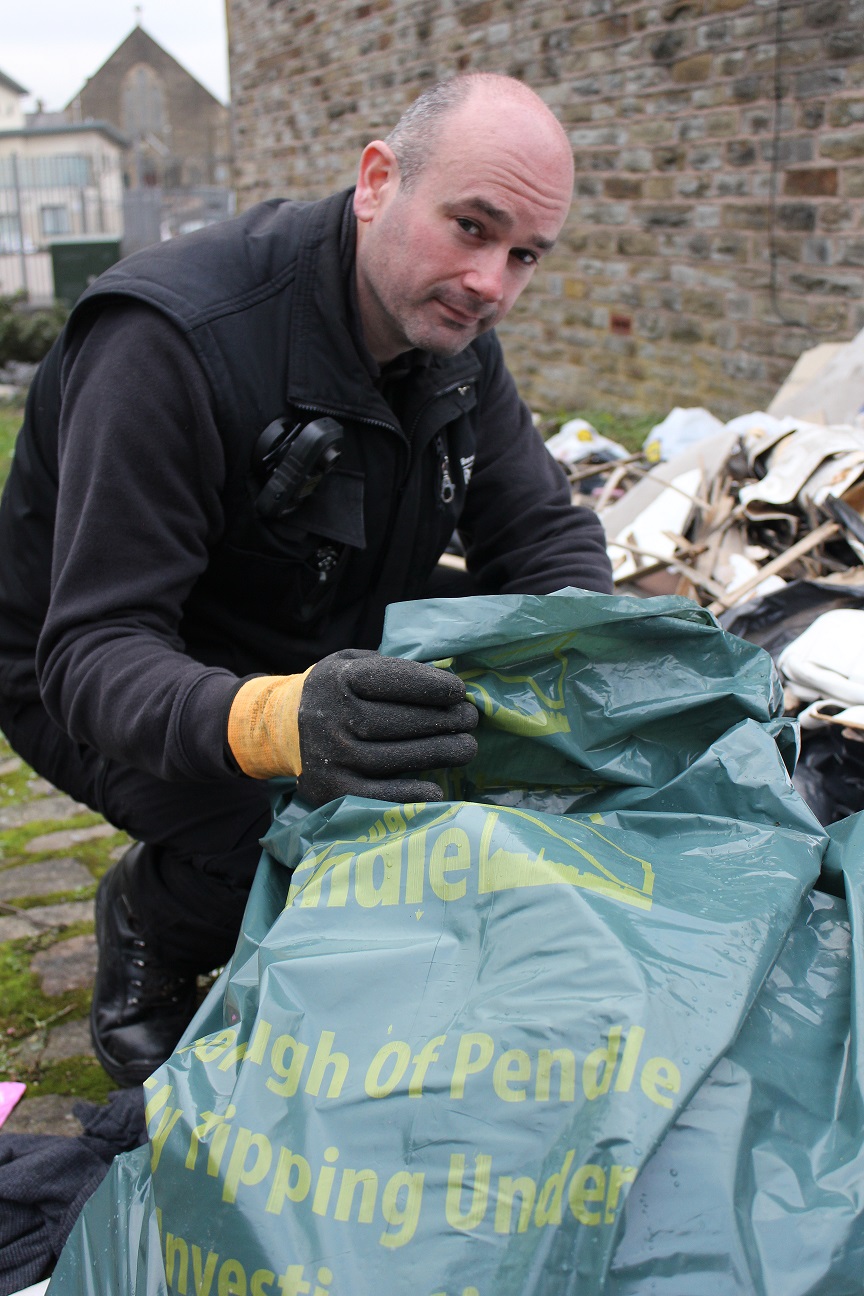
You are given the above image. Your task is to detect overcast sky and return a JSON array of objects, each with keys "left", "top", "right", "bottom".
[{"left": 4, "top": 1, "right": 230, "bottom": 111}]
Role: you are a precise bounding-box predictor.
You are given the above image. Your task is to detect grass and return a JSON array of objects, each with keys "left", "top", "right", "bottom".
[
  {"left": 0, "top": 399, "right": 23, "bottom": 486},
  {"left": 566, "top": 408, "right": 660, "bottom": 455},
  {"left": 0, "top": 720, "right": 131, "bottom": 1106},
  {"left": 542, "top": 407, "right": 661, "bottom": 456}
]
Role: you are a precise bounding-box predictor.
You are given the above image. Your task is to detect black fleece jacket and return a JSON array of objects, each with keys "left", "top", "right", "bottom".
[{"left": 0, "top": 191, "right": 612, "bottom": 783}]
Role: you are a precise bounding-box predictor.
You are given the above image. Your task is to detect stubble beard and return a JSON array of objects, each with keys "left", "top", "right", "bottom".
[{"left": 398, "top": 292, "right": 498, "bottom": 358}]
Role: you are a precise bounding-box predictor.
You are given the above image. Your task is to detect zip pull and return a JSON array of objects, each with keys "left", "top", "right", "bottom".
[{"left": 436, "top": 434, "right": 456, "bottom": 505}]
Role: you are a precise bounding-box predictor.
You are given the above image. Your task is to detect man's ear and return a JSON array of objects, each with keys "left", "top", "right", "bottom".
[{"left": 354, "top": 141, "right": 400, "bottom": 223}]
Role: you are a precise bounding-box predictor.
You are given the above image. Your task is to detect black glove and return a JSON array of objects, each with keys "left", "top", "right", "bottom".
[{"left": 296, "top": 649, "right": 478, "bottom": 806}]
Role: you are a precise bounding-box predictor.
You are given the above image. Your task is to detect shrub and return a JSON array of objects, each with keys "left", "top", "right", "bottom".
[{"left": 0, "top": 293, "right": 68, "bottom": 366}]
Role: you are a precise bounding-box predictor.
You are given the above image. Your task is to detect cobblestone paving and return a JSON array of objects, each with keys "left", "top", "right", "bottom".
[{"left": 0, "top": 732, "right": 131, "bottom": 1136}]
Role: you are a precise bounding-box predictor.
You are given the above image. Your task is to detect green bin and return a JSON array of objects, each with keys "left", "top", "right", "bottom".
[{"left": 50, "top": 237, "right": 122, "bottom": 306}]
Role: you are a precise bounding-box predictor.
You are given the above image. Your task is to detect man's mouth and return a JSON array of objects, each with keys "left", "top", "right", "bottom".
[{"left": 434, "top": 296, "right": 491, "bottom": 327}]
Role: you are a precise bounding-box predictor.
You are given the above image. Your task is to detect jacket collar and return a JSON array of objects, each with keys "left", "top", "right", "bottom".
[{"left": 287, "top": 189, "right": 481, "bottom": 430}]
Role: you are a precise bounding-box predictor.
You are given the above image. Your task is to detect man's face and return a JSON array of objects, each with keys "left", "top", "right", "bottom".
[{"left": 354, "top": 95, "right": 573, "bottom": 363}]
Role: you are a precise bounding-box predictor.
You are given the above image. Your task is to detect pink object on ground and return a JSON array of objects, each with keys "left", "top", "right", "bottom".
[{"left": 0, "top": 1081, "right": 26, "bottom": 1128}]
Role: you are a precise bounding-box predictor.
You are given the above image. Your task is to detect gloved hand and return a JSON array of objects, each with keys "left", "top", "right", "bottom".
[
  {"left": 296, "top": 649, "right": 478, "bottom": 805},
  {"left": 226, "top": 649, "right": 478, "bottom": 805}
]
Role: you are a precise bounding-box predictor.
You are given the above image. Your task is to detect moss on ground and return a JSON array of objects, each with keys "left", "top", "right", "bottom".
[
  {"left": 0, "top": 401, "right": 23, "bottom": 488},
  {"left": 27, "top": 1058, "right": 114, "bottom": 1104},
  {"left": 0, "top": 726, "right": 129, "bottom": 1102},
  {"left": 0, "top": 935, "right": 92, "bottom": 1040}
]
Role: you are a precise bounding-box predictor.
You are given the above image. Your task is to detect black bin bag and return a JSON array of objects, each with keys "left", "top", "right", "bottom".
[{"left": 48, "top": 590, "right": 864, "bottom": 1295}]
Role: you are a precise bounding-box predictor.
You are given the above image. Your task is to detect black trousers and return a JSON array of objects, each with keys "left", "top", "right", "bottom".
[{"left": 0, "top": 566, "right": 479, "bottom": 973}]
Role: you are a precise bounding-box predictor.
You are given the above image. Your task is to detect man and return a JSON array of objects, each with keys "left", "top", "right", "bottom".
[{"left": 0, "top": 73, "right": 613, "bottom": 1087}]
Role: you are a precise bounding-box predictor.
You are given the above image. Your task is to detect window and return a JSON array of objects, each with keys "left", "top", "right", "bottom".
[
  {"left": 40, "top": 204, "right": 71, "bottom": 236},
  {"left": 0, "top": 155, "right": 92, "bottom": 188},
  {"left": 0, "top": 213, "right": 23, "bottom": 252},
  {"left": 122, "top": 64, "right": 167, "bottom": 140}
]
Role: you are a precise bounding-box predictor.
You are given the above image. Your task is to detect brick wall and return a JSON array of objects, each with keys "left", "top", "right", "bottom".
[
  {"left": 227, "top": 0, "right": 864, "bottom": 420},
  {"left": 70, "top": 27, "right": 232, "bottom": 189}
]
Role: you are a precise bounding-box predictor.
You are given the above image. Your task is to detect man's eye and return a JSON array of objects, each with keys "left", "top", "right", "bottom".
[
  {"left": 456, "top": 218, "right": 482, "bottom": 237},
  {"left": 512, "top": 248, "right": 538, "bottom": 267}
]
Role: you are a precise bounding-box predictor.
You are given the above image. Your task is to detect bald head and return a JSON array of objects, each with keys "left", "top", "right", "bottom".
[
  {"left": 353, "top": 73, "right": 574, "bottom": 363},
  {"left": 386, "top": 73, "right": 574, "bottom": 194}
]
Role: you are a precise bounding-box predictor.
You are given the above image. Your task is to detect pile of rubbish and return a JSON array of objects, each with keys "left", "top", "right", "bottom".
[{"left": 547, "top": 326, "right": 864, "bottom": 826}]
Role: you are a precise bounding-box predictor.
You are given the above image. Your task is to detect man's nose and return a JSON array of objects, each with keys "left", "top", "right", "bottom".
[{"left": 462, "top": 249, "right": 508, "bottom": 303}]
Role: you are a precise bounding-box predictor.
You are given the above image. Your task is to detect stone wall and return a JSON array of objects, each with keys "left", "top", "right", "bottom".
[{"left": 227, "top": 0, "right": 864, "bottom": 419}]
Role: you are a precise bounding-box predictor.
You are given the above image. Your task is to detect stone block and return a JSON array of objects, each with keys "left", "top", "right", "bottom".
[
  {"left": 839, "top": 239, "right": 864, "bottom": 266},
  {"left": 722, "top": 204, "right": 772, "bottom": 230},
  {"left": 784, "top": 167, "right": 839, "bottom": 196},
  {"left": 796, "top": 68, "right": 846, "bottom": 98},
  {"left": 777, "top": 203, "right": 818, "bottom": 232},
  {"left": 679, "top": 116, "right": 708, "bottom": 142},
  {"left": 821, "top": 131, "right": 864, "bottom": 160},
  {"left": 805, "top": 0, "right": 843, "bottom": 27},
  {"left": 650, "top": 31, "right": 687, "bottom": 64},
  {"left": 0, "top": 912, "right": 36, "bottom": 941},
  {"left": 672, "top": 54, "right": 714, "bottom": 84},
  {"left": 26, "top": 778, "right": 54, "bottom": 796},
  {"left": 0, "top": 858, "right": 93, "bottom": 901},
  {"left": 654, "top": 146, "right": 687, "bottom": 171},
  {"left": 669, "top": 317, "right": 704, "bottom": 343},
  {"left": 761, "top": 136, "right": 814, "bottom": 165},
  {"left": 828, "top": 31, "right": 864, "bottom": 60},
  {"left": 705, "top": 110, "right": 739, "bottom": 136},
  {"left": 802, "top": 238, "right": 833, "bottom": 265},
  {"left": 0, "top": 1094, "right": 84, "bottom": 1138},
  {"left": 642, "top": 204, "right": 693, "bottom": 228},
  {"left": 727, "top": 139, "right": 756, "bottom": 166},
  {"left": 800, "top": 102, "right": 827, "bottom": 130},
  {"left": 844, "top": 167, "right": 864, "bottom": 196},
  {"left": 25, "top": 823, "right": 117, "bottom": 855},
  {"left": 828, "top": 98, "right": 864, "bottom": 127},
  {"left": 644, "top": 176, "right": 678, "bottom": 199},
  {"left": 31, "top": 933, "right": 98, "bottom": 995},
  {"left": 41, "top": 1017, "right": 96, "bottom": 1063},
  {"left": 742, "top": 107, "right": 776, "bottom": 134},
  {"left": 716, "top": 174, "right": 751, "bottom": 196},
  {"left": 681, "top": 288, "right": 727, "bottom": 316},
  {"left": 691, "top": 145, "right": 724, "bottom": 169},
  {"left": 616, "top": 231, "right": 659, "bottom": 256},
  {"left": 820, "top": 203, "right": 857, "bottom": 229},
  {"left": 604, "top": 176, "right": 644, "bottom": 199},
  {"left": 0, "top": 794, "right": 92, "bottom": 831},
  {"left": 678, "top": 175, "right": 712, "bottom": 198},
  {"left": 629, "top": 120, "right": 676, "bottom": 146},
  {"left": 723, "top": 353, "right": 767, "bottom": 381},
  {"left": 808, "top": 300, "right": 852, "bottom": 331},
  {"left": 788, "top": 271, "right": 862, "bottom": 298},
  {"left": 731, "top": 76, "right": 764, "bottom": 104},
  {"left": 620, "top": 147, "right": 654, "bottom": 172}
]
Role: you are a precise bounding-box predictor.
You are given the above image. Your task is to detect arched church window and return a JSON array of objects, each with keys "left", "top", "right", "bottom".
[{"left": 121, "top": 64, "right": 167, "bottom": 141}]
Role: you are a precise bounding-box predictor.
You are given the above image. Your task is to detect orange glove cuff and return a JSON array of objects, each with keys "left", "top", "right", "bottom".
[{"left": 226, "top": 670, "right": 313, "bottom": 779}]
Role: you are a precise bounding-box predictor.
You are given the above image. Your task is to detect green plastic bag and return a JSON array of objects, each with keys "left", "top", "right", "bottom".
[{"left": 51, "top": 590, "right": 860, "bottom": 1295}]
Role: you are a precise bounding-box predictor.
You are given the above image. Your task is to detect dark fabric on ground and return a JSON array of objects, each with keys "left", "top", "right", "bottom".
[{"left": 0, "top": 1087, "right": 147, "bottom": 1294}]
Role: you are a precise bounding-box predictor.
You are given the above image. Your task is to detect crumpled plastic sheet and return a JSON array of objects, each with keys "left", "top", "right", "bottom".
[{"left": 48, "top": 590, "right": 864, "bottom": 1295}]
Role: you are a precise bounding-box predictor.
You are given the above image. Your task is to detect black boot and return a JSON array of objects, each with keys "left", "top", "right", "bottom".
[{"left": 90, "top": 843, "right": 199, "bottom": 1086}]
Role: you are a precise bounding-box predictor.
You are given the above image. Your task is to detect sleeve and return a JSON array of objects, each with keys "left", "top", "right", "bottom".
[
  {"left": 35, "top": 301, "right": 247, "bottom": 783},
  {"left": 457, "top": 336, "right": 614, "bottom": 596}
]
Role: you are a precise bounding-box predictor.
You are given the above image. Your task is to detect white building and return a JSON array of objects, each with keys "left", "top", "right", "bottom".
[
  {"left": 0, "top": 117, "right": 127, "bottom": 302},
  {"left": 0, "top": 70, "right": 27, "bottom": 131}
]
